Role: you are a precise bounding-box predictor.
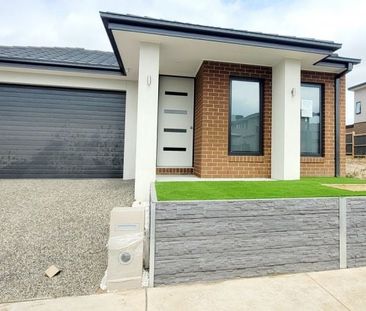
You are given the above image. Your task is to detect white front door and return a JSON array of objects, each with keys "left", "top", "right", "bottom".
[{"left": 157, "top": 76, "right": 194, "bottom": 167}]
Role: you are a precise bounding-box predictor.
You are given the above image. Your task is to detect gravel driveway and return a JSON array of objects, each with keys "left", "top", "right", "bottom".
[{"left": 0, "top": 179, "right": 134, "bottom": 303}]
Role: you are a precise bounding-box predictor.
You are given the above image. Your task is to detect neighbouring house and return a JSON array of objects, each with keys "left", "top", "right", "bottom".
[
  {"left": 346, "top": 124, "right": 355, "bottom": 134},
  {"left": 349, "top": 82, "right": 366, "bottom": 134},
  {"left": 0, "top": 12, "right": 361, "bottom": 202},
  {"left": 347, "top": 82, "right": 366, "bottom": 156}
]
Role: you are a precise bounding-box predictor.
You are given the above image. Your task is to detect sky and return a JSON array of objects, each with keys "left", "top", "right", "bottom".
[{"left": 0, "top": 0, "right": 365, "bottom": 124}]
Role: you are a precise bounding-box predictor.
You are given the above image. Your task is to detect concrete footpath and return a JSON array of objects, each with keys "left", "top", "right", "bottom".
[{"left": 2, "top": 267, "right": 366, "bottom": 311}]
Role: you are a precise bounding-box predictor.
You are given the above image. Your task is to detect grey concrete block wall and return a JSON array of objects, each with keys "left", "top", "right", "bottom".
[
  {"left": 152, "top": 198, "right": 340, "bottom": 285},
  {"left": 347, "top": 197, "right": 366, "bottom": 268}
]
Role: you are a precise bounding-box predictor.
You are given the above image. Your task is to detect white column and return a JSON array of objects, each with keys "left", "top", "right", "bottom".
[
  {"left": 134, "top": 42, "right": 160, "bottom": 202},
  {"left": 123, "top": 81, "right": 138, "bottom": 180},
  {"left": 271, "top": 59, "right": 301, "bottom": 180}
]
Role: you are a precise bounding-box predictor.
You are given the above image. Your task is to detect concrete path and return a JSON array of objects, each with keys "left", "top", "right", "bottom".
[{"left": 3, "top": 267, "right": 366, "bottom": 310}]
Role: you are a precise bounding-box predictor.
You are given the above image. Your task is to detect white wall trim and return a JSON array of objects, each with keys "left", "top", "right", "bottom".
[{"left": 0, "top": 66, "right": 130, "bottom": 91}]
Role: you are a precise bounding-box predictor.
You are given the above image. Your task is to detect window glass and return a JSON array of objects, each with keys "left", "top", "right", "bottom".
[
  {"left": 356, "top": 101, "right": 361, "bottom": 114},
  {"left": 301, "top": 84, "right": 322, "bottom": 156},
  {"left": 230, "top": 79, "right": 261, "bottom": 154}
]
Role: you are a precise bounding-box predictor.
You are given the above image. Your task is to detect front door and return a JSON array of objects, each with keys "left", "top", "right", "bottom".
[{"left": 157, "top": 76, "right": 194, "bottom": 167}]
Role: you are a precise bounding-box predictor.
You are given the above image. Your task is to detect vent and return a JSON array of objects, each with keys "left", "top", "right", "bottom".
[
  {"left": 164, "top": 109, "right": 187, "bottom": 115},
  {"left": 165, "top": 91, "right": 188, "bottom": 96},
  {"left": 164, "top": 128, "right": 187, "bottom": 133},
  {"left": 163, "top": 147, "right": 186, "bottom": 151}
]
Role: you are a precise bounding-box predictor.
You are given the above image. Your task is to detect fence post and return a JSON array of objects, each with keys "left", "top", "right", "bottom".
[{"left": 352, "top": 131, "right": 355, "bottom": 158}]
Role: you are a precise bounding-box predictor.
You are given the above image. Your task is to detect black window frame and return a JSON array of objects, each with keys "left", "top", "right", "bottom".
[
  {"left": 356, "top": 101, "right": 362, "bottom": 115},
  {"left": 300, "top": 82, "right": 324, "bottom": 157},
  {"left": 228, "top": 76, "right": 264, "bottom": 156}
]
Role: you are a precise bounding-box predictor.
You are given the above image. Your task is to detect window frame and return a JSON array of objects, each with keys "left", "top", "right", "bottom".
[
  {"left": 228, "top": 76, "right": 264, "bottom": 156},
  {"left": 356, "top": 101, "right": 362, "bottom": 115},
  {"left": 300, "top": 82, "right": 324, "bottom": 157}
]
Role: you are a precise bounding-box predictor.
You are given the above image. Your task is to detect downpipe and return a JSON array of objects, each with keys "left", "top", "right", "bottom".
[{"left": 334, "top": 63, "right": 353, "bottom": 177}]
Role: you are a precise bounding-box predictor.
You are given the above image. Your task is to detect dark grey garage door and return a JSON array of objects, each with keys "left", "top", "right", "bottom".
[{"left": 0, "top": 84, "right": 126, "bottom": 178}]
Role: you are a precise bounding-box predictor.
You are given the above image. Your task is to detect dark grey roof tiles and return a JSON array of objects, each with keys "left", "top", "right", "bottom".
[{"left": 0, "top": 46, "right": 119, "bottom": 71}]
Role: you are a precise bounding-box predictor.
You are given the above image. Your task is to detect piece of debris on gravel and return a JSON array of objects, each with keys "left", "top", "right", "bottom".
[{"left": 45, "top": 265, "right": 61, "bottom": 278}]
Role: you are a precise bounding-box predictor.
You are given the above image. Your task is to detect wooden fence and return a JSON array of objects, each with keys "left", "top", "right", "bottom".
[{"left": 346, "top": 132, "right": 366, "bottom": 157}]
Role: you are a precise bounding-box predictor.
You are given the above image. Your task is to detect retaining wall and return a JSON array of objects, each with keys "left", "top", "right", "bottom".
[
  {"left": 347, "top": 198, "right": 366, "bottom": 267},
  {"left": 150, "top": 196, "right": 366, "bottom": 286}
]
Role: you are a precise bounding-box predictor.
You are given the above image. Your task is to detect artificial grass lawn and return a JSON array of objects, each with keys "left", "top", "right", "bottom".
[{"left": 155, "top": 177, "right": 366, "bottom": 201}]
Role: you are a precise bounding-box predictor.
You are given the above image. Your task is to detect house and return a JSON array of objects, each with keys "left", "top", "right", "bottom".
[
  {"left": 349, "top": 82, "right": 366, "bottom": 134},
  {"left": 0, "top": 12, "right": 360, "bottom": 202}
]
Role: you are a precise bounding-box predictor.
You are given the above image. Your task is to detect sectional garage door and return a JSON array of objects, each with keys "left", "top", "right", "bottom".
[{"left": 0, "top": 84, "right": 126, "bottom": 178}]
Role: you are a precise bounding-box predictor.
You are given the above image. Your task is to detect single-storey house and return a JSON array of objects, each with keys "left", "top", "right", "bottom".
[{"left": 0, "top": 12, "right": 360, "bottom": 202}]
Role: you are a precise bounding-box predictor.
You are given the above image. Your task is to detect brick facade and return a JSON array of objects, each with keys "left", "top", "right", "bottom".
[
  {"left": 353, "top": 122, "right": 366, "bottom": 134},
  {"left": 193, "top": 60, "right": 346, "bottom": 178},
  {"left": 300, "top": 71, "right": 346, "bottom": 176},
  {"left": 156, "top": 167, "right": 193, "bottom": 175},
  {"left": 346, "top": 124, "right": 355, "bottom": 134}
]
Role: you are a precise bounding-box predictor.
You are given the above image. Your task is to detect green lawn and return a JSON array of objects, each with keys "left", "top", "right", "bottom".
[{"left": 155, "top": 177, "right": 366, "bottom": 201}]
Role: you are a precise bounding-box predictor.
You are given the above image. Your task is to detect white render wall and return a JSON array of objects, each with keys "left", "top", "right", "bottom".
[
  {"left": 0, "top": 65, "right": 138, "bottom": 181},
  {"left": 122, "top": 82, "right": 138, "bottom": 180},
  {"left": 134, "top": 43, "right": 160, "bottom": 203},
  {"left": 271, "top": 59, "right": 301, "bottom": 180}
]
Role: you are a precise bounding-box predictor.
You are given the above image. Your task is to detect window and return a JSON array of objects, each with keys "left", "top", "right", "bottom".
[
  {"left": 301, "top": 83, "right": 323, "bottom": 156},
  {"left": 356, "top": 101, "right": 361, "bottom": 115},
  {"left": 229, "top": 78, "right": 263, "bottom": 155}
]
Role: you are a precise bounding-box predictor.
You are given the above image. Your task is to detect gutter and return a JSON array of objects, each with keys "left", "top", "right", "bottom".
[
  {"left": 334, "top": 63, "right": 354, "bottom": 177},
  {"left": 101, "top": 13, "right": 127, "bottom": 75},
  {"left": 0, "top": 58, "right": 121, "bottom": 74}
]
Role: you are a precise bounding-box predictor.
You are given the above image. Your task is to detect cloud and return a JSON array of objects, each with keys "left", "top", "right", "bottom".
[{"left": 0, "top": 0, "right": 364, "bottom": 123}]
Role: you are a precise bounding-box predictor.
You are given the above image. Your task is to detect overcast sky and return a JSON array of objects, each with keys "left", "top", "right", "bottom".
[{"left": 0, "top": 0, "right": 364, "bottom": 124}]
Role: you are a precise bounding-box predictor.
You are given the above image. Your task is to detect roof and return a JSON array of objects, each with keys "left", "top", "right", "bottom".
[
  {"left": 0, "top": 46, "right": 120, "bottom": 72},
  {"left": 100, "top": 12, "right": 359, "bottom": 76},
  {"left": 349, "top": 81, "right": 366, "bottom": 91},
  {"left": 101, "top": 12, "right": 342, "bottom": 52},
  {"left": 317, "top": 54, "right": 361, "bottom": 67}
]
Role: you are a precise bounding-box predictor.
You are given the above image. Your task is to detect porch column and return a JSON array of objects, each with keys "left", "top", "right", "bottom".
[
  {"left": 271, "top": 59, "right": 301, "bottom": 180},
  {"left": 134, "top": 42, "right": 160, "bottom": 202}
]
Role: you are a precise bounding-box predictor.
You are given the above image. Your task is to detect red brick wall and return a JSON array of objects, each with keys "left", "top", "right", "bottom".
[
  {"left": 300, "top": 72, "right": 346, "bottom": 177},
  {"left": 340, "top": 75, "right": 346, "bottom": 176},
  {"left": 194, "top": 61, "right": 272, "bottom": 177},
  {"left": 156, "top": 167, "right": 193, "bottom": 175},
  {"left": 353, "top": 122, "right": 366, "bottom": 134},
  {"left": 193, "top": 61, "right": 345, "bottom": 178},
  {"left": 346, "top": 125, "right": 355, "bottom": 134}
]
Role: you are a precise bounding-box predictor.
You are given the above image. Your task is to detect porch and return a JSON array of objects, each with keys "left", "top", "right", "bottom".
[{"left": 100, "top": 13, "right": 359, "bottom": 202}]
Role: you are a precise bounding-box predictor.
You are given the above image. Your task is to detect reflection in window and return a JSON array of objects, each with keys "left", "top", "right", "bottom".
[
  {"left": 301, "top": 84, "right": 322, "bottom": 156},
  {"left": 230, "top": 79, "right": 262, "bottom": 155}
]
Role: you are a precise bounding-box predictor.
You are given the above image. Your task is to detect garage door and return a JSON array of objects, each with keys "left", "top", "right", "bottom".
[{"left": 0, "top": 84, "right": 126, "bottom": 178}]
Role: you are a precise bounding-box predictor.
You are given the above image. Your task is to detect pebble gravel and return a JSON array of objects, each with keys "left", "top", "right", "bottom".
[{"left": 0, "top": 179, "right": 134, "bottom": 303}]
